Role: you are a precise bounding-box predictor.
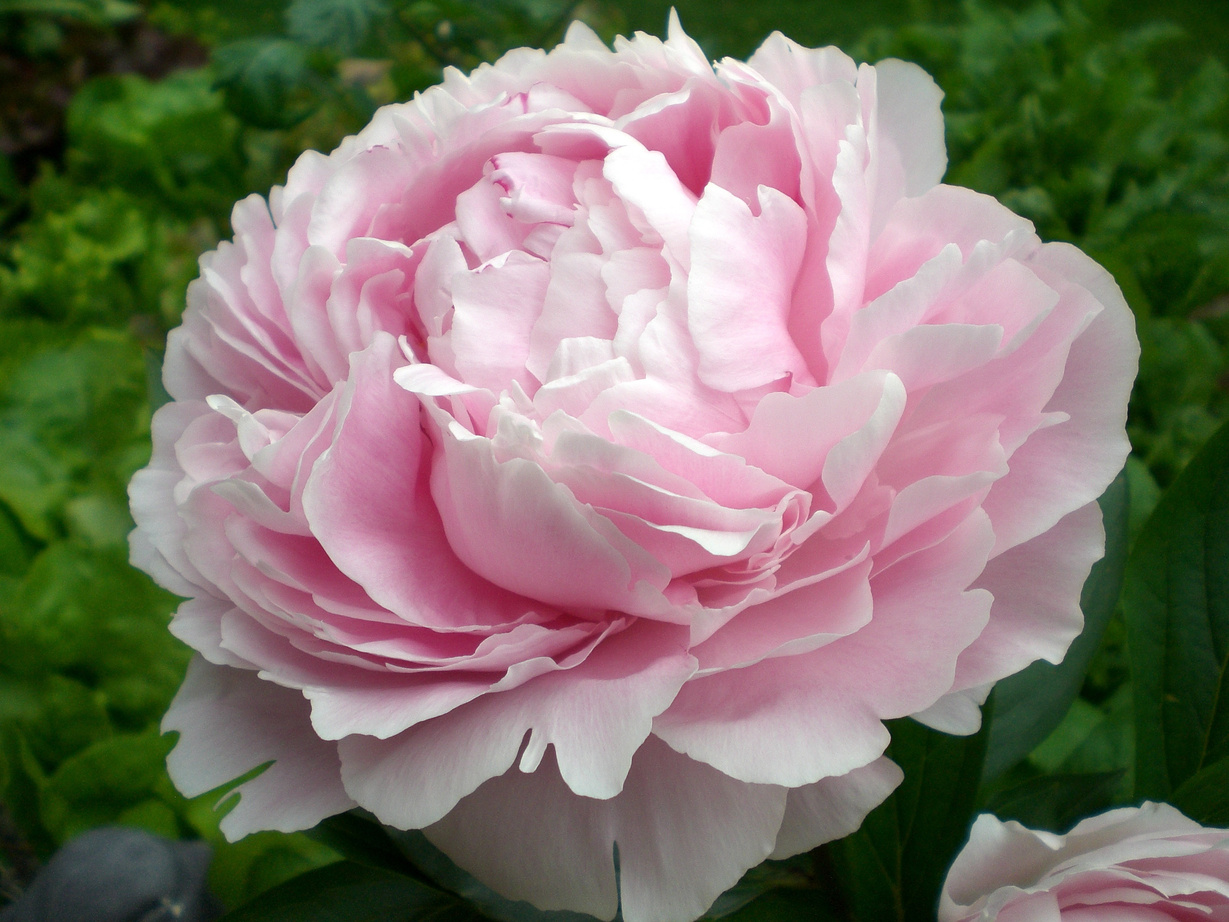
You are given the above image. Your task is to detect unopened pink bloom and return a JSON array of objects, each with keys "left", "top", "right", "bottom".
[
  {"left": 941, "top": 804, "right": 1229, "bottom": 921},
  {"left": 130, "top": 15, "right": 1137, "bottom": 922}
]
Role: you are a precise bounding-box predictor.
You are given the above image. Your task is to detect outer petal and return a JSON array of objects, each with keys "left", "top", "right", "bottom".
[
  {"left": 162, "top": 658, "right": 354, "bottom": 839},
  {"left": 871, "top": 58, "right": 946, "bottom": 199},
  {"left": 770, "top": 756, "right": 903, "bottom": 858},
  {"left": 979, "top": 244, "right": 1138, "bottom": 555},
  {"left": 946, "top": 500, "right": 1105, "bottom": 699},
  {"left": 425, "top": 736, "right": 788, "bottom": 922}
]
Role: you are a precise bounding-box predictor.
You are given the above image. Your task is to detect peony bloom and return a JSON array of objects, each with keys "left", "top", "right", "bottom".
[
  {"left": 129, "top": 15, "right": 1137, "bottom": 922},
  {"left": 940, "top": 804, "right": 1229, "bottom": 921}
]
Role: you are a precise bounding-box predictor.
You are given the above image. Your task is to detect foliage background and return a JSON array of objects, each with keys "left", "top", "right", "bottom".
[{"left": 0, "top": 0, "right": 1226, "bottom": 917}]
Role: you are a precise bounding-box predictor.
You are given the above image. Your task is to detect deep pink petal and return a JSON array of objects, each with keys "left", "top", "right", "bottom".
[{"left": 304, "top": 335, "right": 535, "bottom": 628}]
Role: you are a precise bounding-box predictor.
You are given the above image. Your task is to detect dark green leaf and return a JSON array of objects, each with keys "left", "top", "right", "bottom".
[
  {"left": 1171, "top": 755, "right": 1229, "bottom": 826},
  {"left": 831, "top": 703, "right": 992, "bottom": 922},
  {"left": 286, "top": 0, "right": 389, "bottom": 54},
  {"left": 308, "top": 811, "right": 422, "bottom": 877},
  {"left": 0, "top": 727, "right": 52, "bottom": 853},
  {"left": 1124, "top": 417, "right": 1229, "bottom": 800},
  {"left": 388, "top": 829, "right": 599, "bottom": 922},
  {"left": 981, "top": 771, "right": 1123, "bottom": 833},
  {"left": 715, "top": 887, "right": 841, "bottom": 922},
  {"left": 984, "top": 469, "right": 1129, "bottom": 779},
  {"left": 703, "top": 857, "right": 815, "bottom": 919},
  {"left": 0, "top": 498, "right": 31, "bottom": 576},
  {"left": 219, "top": 860, "right": 486, "bottom": 922},
  {"left": 213, "top": 38, "right": 320, "bottom": 129}
]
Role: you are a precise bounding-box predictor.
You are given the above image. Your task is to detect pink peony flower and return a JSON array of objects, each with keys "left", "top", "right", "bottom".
[
  {"left": 129, "top": 15, "right": 1137, "bottom": 922},
  {"left": 940, "top": 804, "right": 1229, "bottom": 921}
]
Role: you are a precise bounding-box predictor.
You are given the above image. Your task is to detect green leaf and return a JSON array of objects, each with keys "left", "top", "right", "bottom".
[
  {"left": 981, "top": 771, "right": 1123, "bottom": 833},
  {"left": 38, "top": 728, "right": 176, "bottom": 842},
  {"left": 1124, "top": 456, "right": 1162, "bottom": 544},
  {"left": 0, "top": 541, "right": 185, "bottom": 729},
  {"left": 213, "top": 38, "right": 320, "bottom": 129},
  {"left": 1027, "top": 697, "right": 1109, "bottom": 773},
  {"left": 0, "top": 0, "right": 139, "bottom": 23},
  {"left": 1171, "top": 755, "right": 1229, "bottom": 826},
  {"left": 703, "top": 857, "right": 818, "bottom": 920},
  {"left": 0, "top": 672, "right": 112, "bottom": 768},
  {"left": 715, "top": 887, "right": 841, "bottom": 922},
  {"left": 0, "top": 429, "right": 72, "bottom": 540},
  {"left": 219, "top": 860, "right": 486, "bottom": 922},
  {"left": 830, "top": 704, "right": 992, "bottom": 922},
  {"left": 1049, "top": 684, "right": 1134, "bottom": 786},
  {"left": 1, "top": 186, "right": 156, "bottom": 324},
  {"left": 187, "top": 820, "right": 342, "bottom": 910},
  {"left": 1124, "top": 417, "right": 1229, "bottom": 800},
  {"left": 286, "top": 0, "right": 389, "bottom": 54},
  {"left": 983, "top": 469, "right": 1129, "bottom": 779},
  {"left": 0, "top": 727, "right": 54, "bottom": 855},
  {"left": 307, "top": 811, "right": 422, "bottom": 877},
  {"left": 64, "top": 71, "right": 246, "bottom": 219},
  {"left": 0, "top": 500, "right": 31, "bottom": 576}
]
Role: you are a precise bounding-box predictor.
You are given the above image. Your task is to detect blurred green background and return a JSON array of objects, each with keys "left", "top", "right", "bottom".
[{"left": 0, "top": 0, "right": 1226, "bottom": 914}]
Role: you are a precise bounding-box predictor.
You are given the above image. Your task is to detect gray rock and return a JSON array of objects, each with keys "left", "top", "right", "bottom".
[{"left": 0, "top": 826, "right": 220, "bottom": 922}]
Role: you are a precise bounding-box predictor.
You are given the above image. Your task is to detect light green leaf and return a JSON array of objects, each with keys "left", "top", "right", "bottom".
[{"left": 38, "top": 728, "right": 176, "bottom": 843}]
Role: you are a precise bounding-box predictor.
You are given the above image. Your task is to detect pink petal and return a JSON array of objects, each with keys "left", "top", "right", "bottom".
[
  {"left": 602, "top": 142, "right": 697, "bottom": 270},
  {"left": 338, "top": 619, "right": 695, "bottom": 826},
  {"left": 661, "top": 509, "right": 996, "bottom": 785},
  {"left": 450, "top": 251, "right": 552, "bottom": 393},
  {"left": 863, "top": 58, "right": 946, "bottom": 235},
  {"left": 709, "top": 94, "right": 802, "bottom": 206},
  {"left": 303, "top": 335, "right": 535, "bottom": 628},
  {"left": 708, "top": 369, "right": 902, "bottom": 494},
  {"left": 741, "top": 33, "right": 859, "bottom": 104},
  {"left": 423, "top": 400, "right": 682, "bottom": 620},
  {"left": 688, "top": 184, "right": 812, "bottom": 392}
]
